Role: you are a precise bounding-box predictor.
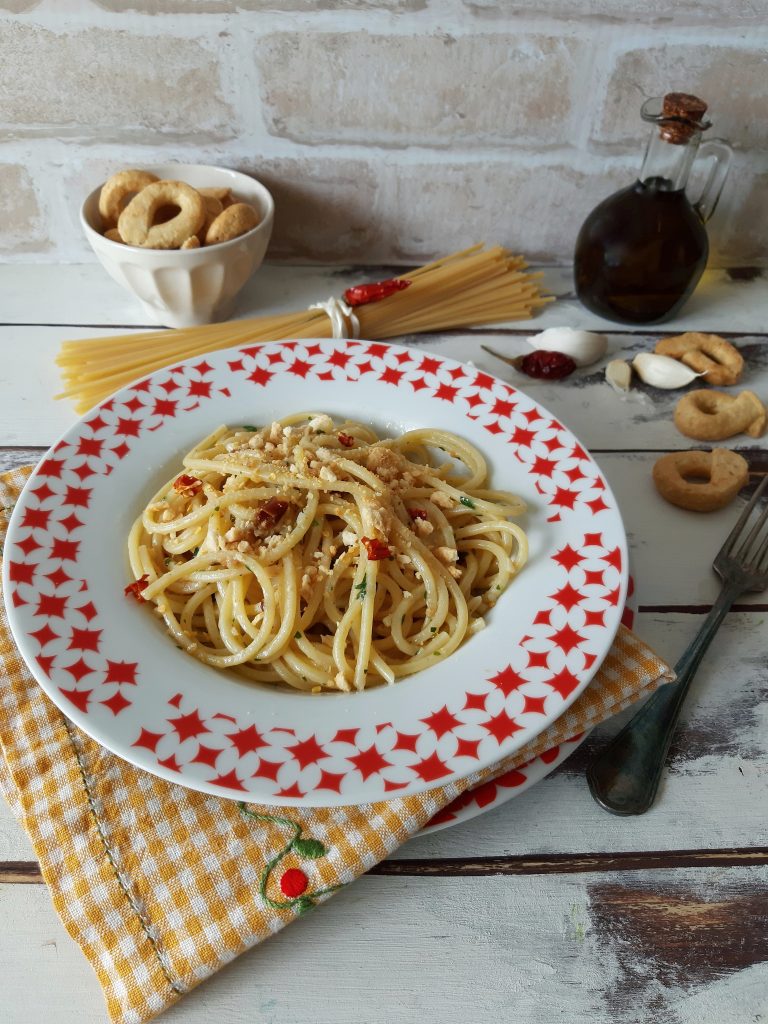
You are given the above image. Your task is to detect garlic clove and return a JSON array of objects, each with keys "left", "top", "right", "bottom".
[
  {"left": 605, "top": 359, "right": 632, "bottom": 393},
  {"left": 527, "top": 327, "right": 608, "bottom": 367},
  {"left": 632, "top": 353, "right": 704, "bottom": 389}
]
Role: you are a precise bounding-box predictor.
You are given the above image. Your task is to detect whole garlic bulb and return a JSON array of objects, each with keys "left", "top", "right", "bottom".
[
  {"left": 527, "top": 327, "right": 608, "bottom": 367},
  {"left": 632, "top": 353, "right": 704, "bottom": 389}
]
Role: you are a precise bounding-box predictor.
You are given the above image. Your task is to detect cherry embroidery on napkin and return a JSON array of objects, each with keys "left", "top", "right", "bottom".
[{"left": 238, "top": 803, "right": 342, "bottom": 914}]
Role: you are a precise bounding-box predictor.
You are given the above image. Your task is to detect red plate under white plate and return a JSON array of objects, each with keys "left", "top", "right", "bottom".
[{"left": 3, "top": 338, "right": 628, "bottom": 806}]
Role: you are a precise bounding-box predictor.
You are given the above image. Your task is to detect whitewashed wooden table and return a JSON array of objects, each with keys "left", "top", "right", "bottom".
[{"left": 1, "top": 264, "right": 766, "bottom": 1023}]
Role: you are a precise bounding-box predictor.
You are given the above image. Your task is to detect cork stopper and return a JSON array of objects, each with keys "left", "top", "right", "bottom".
[{"left": 659, "top": 92, "right": 709, "bottom": 144}]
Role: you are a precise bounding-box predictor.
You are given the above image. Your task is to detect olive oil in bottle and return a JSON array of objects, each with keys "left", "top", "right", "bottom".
[{"left": 574, "top": 93, "right": 732, "bottom": 325}]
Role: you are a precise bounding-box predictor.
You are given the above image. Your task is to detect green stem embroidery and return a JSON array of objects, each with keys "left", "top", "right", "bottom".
[{"left": 238, "top": 802, "right": 342, "bottom": 914}]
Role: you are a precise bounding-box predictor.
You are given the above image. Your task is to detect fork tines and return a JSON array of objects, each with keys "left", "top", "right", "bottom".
[{"left": 722, "top": 473, "right": 768, "bottom": 572}]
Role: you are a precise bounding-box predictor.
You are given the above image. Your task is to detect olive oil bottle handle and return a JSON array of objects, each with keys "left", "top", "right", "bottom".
[{"left": 693, "top": 139, "right": 733, "bottom": 223}]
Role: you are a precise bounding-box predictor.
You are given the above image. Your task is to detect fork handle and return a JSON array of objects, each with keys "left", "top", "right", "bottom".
[{"left": 586, "top": 580, "right": 743, "bottom": 815}]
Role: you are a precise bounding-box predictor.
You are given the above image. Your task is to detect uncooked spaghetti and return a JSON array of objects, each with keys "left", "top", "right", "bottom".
[
  {"left": 59, "top": 245, "right": 550, "bottom": 412},
  {"left": 126, "top": 412, "right": 528, "bottom": 693}
]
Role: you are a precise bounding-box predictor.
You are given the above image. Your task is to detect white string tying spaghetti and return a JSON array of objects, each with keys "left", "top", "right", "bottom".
[{"left": 308, "top": 297, "right": 361, "bottom": 339}]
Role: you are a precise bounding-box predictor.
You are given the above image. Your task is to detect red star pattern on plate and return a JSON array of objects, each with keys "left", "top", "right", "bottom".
[
  {"left": 487, "top": 665, "right": 526, "bottom": 697},
  {"left": 103, "top": 660, "right": 138, "bottom": 684},
  {"left": 412, "top": 752, "right": 451, "bottom": 782},
  {"left": 21, "top": 507, "right": 50, "bottom": 530},
  {"left": 545, "top": 668, "right": 581, "bottom": 699},
  {"left": 35, "top": 592, "right": 68, "bottom": 618},
  {"left": 421, "top": 705, "right": 461, "bottom": 739},
  {"left": 191, "top": 744, "right": 223, "bottom": 769},
  {"left": 521, "top": 694, "right": 548, "bottom": 715},
  {"left": 287, "top": 735, "right": 327, "bottom": 768},
  {"left": 209, "top": 769, "right": 247, "bottom": 791},
  {"left": 484, "top": 709, "right": 524, "bottom": 744},
  {"left": 16, "top": 535, "right": 42, "bottom": 556},
  {"left": 30, "top": 623, "right": 59, "bottom": 649},
  {"left": 393, "top": 731, "right": 421, "bottom": 753},
  {"left": 168, "top": 709, "right": 210, "bottom": 742},
  {"left": 348, "top": 745, "right": 391, "bottom": 781},
  {"left": 67, "top": 626, "right": 102, "bottom": 652},
  {"left": 316, "top": 770, "right": 346, "bottom": 793},
  {"left": 226, "top": 724, "right": 268, "bottom": 756},
  {"left": 62, "top": 657, "right": 94, "bottom": 682},
  {"left": 252, "top": 759, "right": 282, "bottom": 783},
  {"left": 59, "top": 687, "right": 92, "bottom": 712},
  {"left": 454, "top": 737, "right": 482, "bottom": 759},
  {"left": 101, "top": 691, "right": 132, "bottom": 716}
]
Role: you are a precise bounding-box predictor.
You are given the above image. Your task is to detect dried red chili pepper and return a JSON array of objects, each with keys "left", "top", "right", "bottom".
[
  {"left": 256, "top": 497, "right": 289, "bottom": 526},
  {"left": 517, "top": 350, "right": 576, "bottom": 380},
  {"left": 361, "top": 536, "right": 392, "bottom": 561},
  {"left": 173, "top": 474, "right": 202, "bottom": 494},
  {"left": 124, "top": 574, "right": 149, "bottom": 602},
  {"left": 338, "top": 432, "right": 355, "bottom": 448},
  {"left": 408, "top": 508, "right": 428, "bottom": 521},
  {"left": 343, "top": 277, "right": 411, "bottom": 308}
]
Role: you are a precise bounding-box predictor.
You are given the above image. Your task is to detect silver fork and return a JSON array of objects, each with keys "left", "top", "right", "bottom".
[{"left": 587, "top": 473, "right": 768, "bottom": 815}]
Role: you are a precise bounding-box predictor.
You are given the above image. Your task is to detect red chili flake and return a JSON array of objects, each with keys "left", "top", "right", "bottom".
[
  {"left": 280, "top": 868, "right": 308, "bottom": 898},
  {"left": 256, "top": 497, "right": 289, "bottom": 526},
  {"left": 408, "top": 508, "right": 428, "bottom": 521},
  {"left": 173, "top": 474, "right": 202, "bottom": 494},
  {"left": 338, "top": 432, "right": 355, "bottom": 448},
  {"left": 517, "top": 350, "right": 576, "bottom": 380},
  {"left": 361, "top": 536, "right": 392, "bottom": 561},
  {"left": 343, "top": 277, "right": 412, "bottom": 308},
  {"left": 124, "top": 575, "right": 149, "bottom": 602}
]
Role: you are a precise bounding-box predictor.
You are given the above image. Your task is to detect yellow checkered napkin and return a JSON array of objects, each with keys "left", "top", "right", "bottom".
[{"left": 0, "top": 466, "right": 674, "bottom": 1023}]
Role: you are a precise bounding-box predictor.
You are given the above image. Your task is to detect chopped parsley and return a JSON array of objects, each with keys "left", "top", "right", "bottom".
[
  {"left": 294, "top": 631, "right": 302, "bottom": 639},
  {"left": 459, "top": 496, "right": 476, "bottom": 509},
  {"left": 430, "top": 626, "right": 437, "bottom": 633},
  {"left": 312, "top": 519, "right": 320, "bottom": 527},
  {"left": 354, "top": 576, "right": 368, "bottom": 601},
  {"left": 242, "top": 425, "right": 258, "bottom": 431},
  {"left": 192, "top": 547, "right": 200, "bottom": 556},
  {"left": 496, "top": 584, "right": 502, "bottom": 591}
]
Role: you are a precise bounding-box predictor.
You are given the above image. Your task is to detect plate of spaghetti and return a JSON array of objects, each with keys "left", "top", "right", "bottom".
[{"left": 3, "top": 338, "right": 628, "bottom": 805}]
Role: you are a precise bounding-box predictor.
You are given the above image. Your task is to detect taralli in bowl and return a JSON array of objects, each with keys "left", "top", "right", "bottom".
[
  {"left": 674, "top": 389, "right": 766, "bottom": 441},
  {"left": 81, "top": 162, "right": 274, "bottom": 326},
  {"left": 98, "top": 169, "right": 158, "bottom": 227},
  {"left": 205, "top": 203, "right": 262, "bottom": 245},
  {"left": 118, "top": 180, "right": 206, "bottom": 249},
  {"left": 652, "top": 449, "right": 749, "bottom": 512},
  {"left": 656, "top": 332, "right": 744, "bottom": 386},
  {"left": 97, "top": 167, "right": 263, "bottom": 251}
]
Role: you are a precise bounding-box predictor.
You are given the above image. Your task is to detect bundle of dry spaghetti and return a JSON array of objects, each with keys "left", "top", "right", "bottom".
[{"left": 57, "top": 244, "right": 551, "bottom": 413}]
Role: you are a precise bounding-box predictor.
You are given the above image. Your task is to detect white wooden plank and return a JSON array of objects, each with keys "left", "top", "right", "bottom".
[
  {"left": 1, "top": 611, "right": 765, "bottom": 863},
  {"left": 1, "top": 869, "right": 766, "bottom": 1024},
  {"left": 2, "top": 263, "right": 767, "bottom": 334},
  {"left": 1, "top": 323, "right": 767, "bottom": 450}
]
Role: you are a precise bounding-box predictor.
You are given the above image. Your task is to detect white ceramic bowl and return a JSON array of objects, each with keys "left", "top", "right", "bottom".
[{"left": 81, "top": 163, "right": 274, "bottom": 328}]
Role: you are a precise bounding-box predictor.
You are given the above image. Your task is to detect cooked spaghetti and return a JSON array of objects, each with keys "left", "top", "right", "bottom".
[{"left": 127, "top": 413, "right": 528, "bottom": 692}]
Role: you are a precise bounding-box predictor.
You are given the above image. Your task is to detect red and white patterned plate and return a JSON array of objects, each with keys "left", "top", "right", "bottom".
[{"left": 3, "top": 338, "right": 628, "bottom": 806}]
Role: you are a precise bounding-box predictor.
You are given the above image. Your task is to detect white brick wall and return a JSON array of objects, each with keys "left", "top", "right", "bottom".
[{"left": 0, "top": 2, "right": 766, "bottom": 265}]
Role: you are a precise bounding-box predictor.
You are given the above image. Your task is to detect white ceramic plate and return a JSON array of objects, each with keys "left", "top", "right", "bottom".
[{"left": 3, "top": 339, "right": 628, "bottom": 806}]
